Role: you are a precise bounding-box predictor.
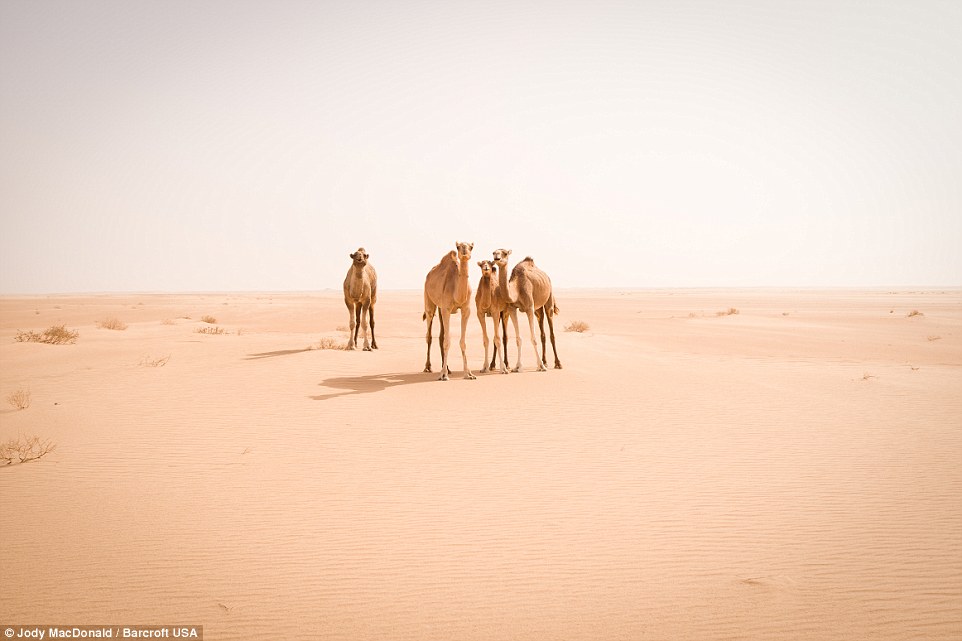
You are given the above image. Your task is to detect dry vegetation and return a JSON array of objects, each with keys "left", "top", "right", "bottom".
[
  {"left": 14, "top": 325, "right": 78, "bottom": 344},
  {"left": 139, "top": 355, "right": 170, "bottom": 367},
  {"left": 1, "top": 435, "right": 56, "bottom": 466},
  {"left": 312, "top": 337, "right": 348, "bottom": 350},
  {"left": 908, "top": 310, "right": 924, "bottom": 317},
  {"left": 201, "top": 315, "right": 218, "bottom": 324},
  {"left": 161, "top": 318, "right": 175, "bottom": 325},
  {"left": 196, "top": 326, "right": 226, "bottom": 335},
  {"left": 7, "top": 388, "right": 31, "bottom": 410},
  {"left": 716, "top": 307, "right": 740, "bottom": 316},
  {"left": 97, "top": 317, "right": 128, "bottom": 330},
  {"left": 564, "top": 320, "right": 590, "bottom": 333}
]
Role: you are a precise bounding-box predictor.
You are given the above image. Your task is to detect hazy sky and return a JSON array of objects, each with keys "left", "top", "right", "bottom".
[{"left": 1, "top": 0, "right": 960, "bottom": 293}]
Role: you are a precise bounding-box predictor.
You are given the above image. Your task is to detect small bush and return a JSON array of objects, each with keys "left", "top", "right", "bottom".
[
  {"left": 14, "top": 325, "right": 78, "bottom": 344},
  {"left": 7, "top": 388, "right": 31, "bottom": 410},
  {"left": 907, "top": 310, "right": 924, "bottom": 317},
  {"left": 716, "top": 308, "right": 740, "bottom": 316},
  {"left": 1, "top": 435, "right": 55, "bottom": 465},
  {"left": 201, "top": 315, "right": 217, "bottom": 324},
  {"left": 196, "top": 326, "right": 225, "bottom": 335},
  {"left": 97, "top": 317, "right": 128, "bottom": 330},
  {"left": 139, "top": 355, "right": 170, "bottom": 367},
  {"left": 313, "top": 337, "right": 347, "bottom": 350},
  {"left": 564, "top": 320, "right": 590, "bottom": 333}
]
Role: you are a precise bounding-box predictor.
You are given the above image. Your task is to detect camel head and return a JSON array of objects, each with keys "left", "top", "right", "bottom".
[
  {"left": 455, "top": 241, "right": 473, "bottom": 261},
  {"left": 477, "top": 260, "right": 496, "bottom": 277},
  {"left": 350, "top": 248, "right": 369, "bottom": 267},
  {"left": 491, "top": 248, "right": 512, "bottom": 268}
]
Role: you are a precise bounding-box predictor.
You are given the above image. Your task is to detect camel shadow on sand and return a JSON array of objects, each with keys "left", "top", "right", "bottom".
[{"left": 311, "top": 371, "right": 445, "bottom": 401}]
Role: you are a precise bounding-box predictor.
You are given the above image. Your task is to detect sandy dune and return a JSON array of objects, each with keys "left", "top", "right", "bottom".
[{"left": 1, "top": 289, "right": 960, "bottom": 640}]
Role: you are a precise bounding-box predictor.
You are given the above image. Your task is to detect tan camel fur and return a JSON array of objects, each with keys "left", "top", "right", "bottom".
[
  {"left": 343, "top": 248, "right": 378, "bottom": 350},
  {"left": 493, "top": 249, "right": 561, "bottom": 372},
  {"left": 475, "top": 260, "right": 509, "bottom": 374},
  {"left": 423, "top": 242, "right": 476, "bottom": 381}
]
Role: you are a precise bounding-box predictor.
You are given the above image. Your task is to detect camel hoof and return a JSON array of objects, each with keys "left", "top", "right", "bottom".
[
  {"left": 371, "top": 344, "right": 378, "bottom": 350},
  {"left": 363, "top": 346, "right": 372, "bottom": 351},
  {"left": 465, "top": 373, "right": 477, "bottom": 380},
  {"left": 424, "top": 366, "right": 432, "bottom": 373},
  {"left": 511, "top": 367, "right": 521, "bottom": 373},
  {"left": 555, "top": 362, "right": 563, "bottom": 369},
  {"left": 480, "top": 367, "right": 489, "bottom": 373},
  {"left": 438, "top": 374, "right": 449, "bottom": 381}
]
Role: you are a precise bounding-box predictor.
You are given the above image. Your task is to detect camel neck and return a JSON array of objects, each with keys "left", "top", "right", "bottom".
[{"left": 455, "top": 258, "right": 470, "bottom": 302}]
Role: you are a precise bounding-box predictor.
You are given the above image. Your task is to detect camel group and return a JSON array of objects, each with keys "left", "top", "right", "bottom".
[
  {"left": 342, "top": 243, "right": 562, "bottom": 382},
  {"left": 423, "top": 243, "right": 562, "bottom": 381}
]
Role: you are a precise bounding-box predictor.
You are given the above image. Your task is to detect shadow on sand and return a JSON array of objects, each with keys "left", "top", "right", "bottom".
[
  {"left": 311, "top": 371, "right": 442, "bottom": 401},
  {"left": 244, "top": 348, "right": 313, "bottom": 360}
]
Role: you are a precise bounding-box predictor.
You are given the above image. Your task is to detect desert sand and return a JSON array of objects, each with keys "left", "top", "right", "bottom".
[{"left": 1, "top": 288, "right": 960, "bottom": 640}]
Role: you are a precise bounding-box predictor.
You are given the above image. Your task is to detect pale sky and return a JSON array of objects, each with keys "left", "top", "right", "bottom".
[{"left": 1, "top": 0, "right": 960, "bottom": 293}]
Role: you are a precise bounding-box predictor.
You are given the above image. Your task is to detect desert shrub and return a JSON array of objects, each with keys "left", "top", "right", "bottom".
[
  {"left": 1, "top": 435, "right": 55, "bottom": 465},
  {"left": 201, "top": 315, "right": 217, "bottom": 324},
  {"left": 716, "top": 308, "right": 740, "bottom": 316},
  {"left": 312, "top": 337, "right": 348, "bottom": 350},
  {"left": 196, "top": 326, "right": 225, "bottom": 335},
  {"left": 139, "top": 355, "right": 170, "bottom": 367},
  {"left": 907, "top": 310, "right": 924, "bottom": 317},
  {"left": 97, "top": 317, "right": 128, "bottom": 330},
  {"left": 14, "top": 325, "right": 78, "bottom": 344},
  {"left": 564, "top": 320, "right": 590, "bottom": 333},
  {"left": 7, "top": 388, "right": 31, "bottom": 410}
]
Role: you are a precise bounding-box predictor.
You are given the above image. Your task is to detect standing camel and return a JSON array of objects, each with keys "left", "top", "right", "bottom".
[
  {"left": 423, "top": 242, "right": 476, "bottom": 381},
  {"left": 343, "top": 248, "right": 377, "bottom": 351},
  {"left": 475, "top": 259, "right": 509, "bottom": 374},
  {"left": 493, "top": 249, "right": 562, "bottom": 372}
]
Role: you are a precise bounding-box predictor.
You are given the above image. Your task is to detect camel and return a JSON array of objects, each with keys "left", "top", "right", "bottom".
[
  {"left": 474, "top": 259, "right": 509, "bottom": 374},
  {"left": 343, "top": 248, "right": 377, "bottom": 351},
  {"left": 492, "top": 248, "right": 562, "bottom": 372},
  {"left": 423, "top": 242, "right": 476, "bottom": 381}
]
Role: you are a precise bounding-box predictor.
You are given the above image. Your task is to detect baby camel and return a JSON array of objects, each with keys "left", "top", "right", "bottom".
[
  {"left": 423, "top": 242, "right": 476, "bottom": 381},
  {"left": 475, "top": 260, "right": 509, "bottom": 374},
  {"left": 343, "top": 247, "right": 377, "bottom": 351}
]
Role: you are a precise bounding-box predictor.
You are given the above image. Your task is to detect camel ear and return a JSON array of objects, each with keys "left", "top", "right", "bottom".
[
  {"left": 468, "top": 242, "right": 474, "bottom": 250},
  {"left": 350, "top": 252, "right": 357, "bottom": 259},
  {"left": 363, "top": 252, "right": 369, "bottom": 259},
  {"left": 506, "top": 249, "right": 512, "bottom": 256},
  {"left": 477, "top": 261, "right": 483, "bottom": 267}
]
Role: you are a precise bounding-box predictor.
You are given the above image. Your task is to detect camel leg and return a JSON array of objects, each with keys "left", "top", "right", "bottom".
[
  {"left": 478, "top": 310, "right": 490, "bottom": 373},
  {"left": 438, "top": 309, "right": 452, "bottom": 381},
  {"left": 489, "top": 316, "right": 497, "bottom": 372},
  {"left": 459, "top": 307, "right": 476, "bottom": 380},
  {"left": 536, "top": 307, "right": 547, "bottom": 367},
  {"left": 545, "top": 310, "right": 562, "bottom": 368},
  {"left": 501, "top": 312, "right": 509, "bottom": 371},
  {"left": 369, "top": 306, "right": 377, "bottom": 349},
  {"left": 493, "top": 309, "right": 507, "bottom": 374},
  {"left": 360, "top": 301, "right": 371, "bottom": 351},
  {"left": 509, "top": 308, "right": 523, "bottom": 372},
  {"left": 423, "top": 309, "right": 435, "bottom": 372},
  {"left": 346, "top": 302, "right": 358, "bottom": 350},
  {"left": 526, "top": 309, "right": 546, "bottom": 372}
]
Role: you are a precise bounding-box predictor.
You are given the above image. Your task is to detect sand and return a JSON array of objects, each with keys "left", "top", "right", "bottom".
[{"left": 1, "top": 288, "right": 960, "bottom": 640}]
